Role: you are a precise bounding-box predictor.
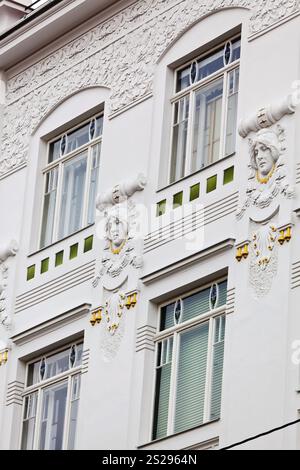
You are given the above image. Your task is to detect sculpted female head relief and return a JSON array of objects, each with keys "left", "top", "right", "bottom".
[
  {"left": 249, "top": 129, "right": 281, "bottom": 183},
  {"left": 106, "top": 212, "right": 128, "bottom": 255}
]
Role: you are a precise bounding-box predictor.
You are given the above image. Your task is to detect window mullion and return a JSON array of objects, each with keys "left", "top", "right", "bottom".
[
  {"left": 219, "top": 72, "right": 229, "bottom": 161},
  {"left": 167, "top": 332, "right": 179, "bottom": 435},
  {"left": 185, "top": 91, "right": 194, "bottom": 176},
  {"left": 203, "top": 317, "right": 215, "bottom": 423},
  {"left": 52, "top": 162, "right": 64, "bottom": 243}
]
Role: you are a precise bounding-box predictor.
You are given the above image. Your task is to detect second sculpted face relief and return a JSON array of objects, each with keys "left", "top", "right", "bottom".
[{"left": 107, "top": 216, "right": 128, "bottom": 253}]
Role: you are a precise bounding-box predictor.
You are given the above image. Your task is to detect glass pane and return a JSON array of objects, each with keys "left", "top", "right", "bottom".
[
  {"left": 197, "top": 47, "right": 224, "bottom": 82},
  {"left": 174, "top": 322, "right": 209, "bottom": 433},
  {"left": 210, "top": 315, "right": 226, "bottom": 420},
  {"left": 95, "top": 115, "right": 104, "bottom": 138},
  {"left": 192, "top": 78, "right": 223, "bottom": 172},
  {"left": 27, "top": 361, "right": 41, "bottom": 386},
  {"left": 225, "top": 68, "right": 239, "bottom": 156},
  {"left": 87, "top": 143, "right": 101, "bottom": 225},
  {"left": 160, "top": 302, "right": 176, "bottom": 331},
  {"left": 152, "top": 363, "right": 172, "bottom": 440},
  {"left": 39, "top": 381, "right": 68, "bottom": 450},
  {"left": 68, "top": 375, "right": 81, "bottom": 450},
  {"left": 170, "top": 96, "right": 189, "bottom": 183},
  {"left": 67, "top": 123, "right": 90, "bottom": 153},
  {"left": 48, "top": 140, "right": 61, "bottom": 163},
  {"left": 45, "top": 349, "right": 70, "bottom": 380},
  {"left": 40, "top": 168, "right": 58, "bottom": 248},
  {"left": 58, "top": 152, "right": 87, "bottom": 240},
  {"left": 21, "top": 393, "right": 38, "bottom": 450}
]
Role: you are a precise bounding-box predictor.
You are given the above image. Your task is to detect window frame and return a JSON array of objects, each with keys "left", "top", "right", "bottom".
[
  {"left": 20, "top": 342, "right": 83, "bottom": 450},
  {"left": 168, "top": 35, "right": 240, "bottom": 184},
  {"left": 151, "top": 278, "right": 227, "bottom": 440},
  {"left": 39, "top": 113, "right": 103, "bottom": 249}
]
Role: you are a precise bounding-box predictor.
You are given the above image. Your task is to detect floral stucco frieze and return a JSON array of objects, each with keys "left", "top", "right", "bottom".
[{"left": 0, "top": 0, "right": 299, "bottom": 178}]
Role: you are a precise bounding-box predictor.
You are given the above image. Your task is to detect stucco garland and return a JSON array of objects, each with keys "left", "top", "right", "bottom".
[{"left": 0, "top": 0, "right": 299, "bottom": 178}]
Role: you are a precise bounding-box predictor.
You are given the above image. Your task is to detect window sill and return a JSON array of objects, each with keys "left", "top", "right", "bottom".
[
  {"left": 138, "top": 418, "right": 220, "bottom": 449},
  {"left": 157, "top": 153, "right": 235, "bottom": 194},
  {"left": 28, "top": 223, "right": 95, "bottom": 258}
]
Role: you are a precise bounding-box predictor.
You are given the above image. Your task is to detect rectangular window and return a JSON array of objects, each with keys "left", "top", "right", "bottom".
[
  {"left": 169, "top": 36, "right": 240, "bottom": 183},
  {"left": 40, "top": 115, "right": 103, "bottom": 248},
  {"left": 152, "top": 280, "right": 227, "bottom": 440},
  {"left": 21, "top": 343, "right": 83, "bottom": 450}
]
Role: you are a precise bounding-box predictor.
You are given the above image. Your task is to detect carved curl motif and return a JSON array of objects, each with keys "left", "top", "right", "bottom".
[{"left": 1, "top": 0, "right": 299, "bottom": 178}]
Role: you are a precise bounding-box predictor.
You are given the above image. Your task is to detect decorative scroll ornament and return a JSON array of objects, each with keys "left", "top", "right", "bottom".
[
  {"left": 236, "top": 125, "right": 295, "bottom": 219},
  {"left": 0, "top": 240, "right": 18, "bottom": 328},
  {"left": 249, "top": 223, "right": 278, "bottom": 298}
]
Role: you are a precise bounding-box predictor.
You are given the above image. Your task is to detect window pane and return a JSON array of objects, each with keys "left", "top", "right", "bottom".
[
  {"left": 21, "top": 393, "right": 38, "bottom": 450},
  {"left": 87, "top": 143, "right": 101, "bottom": 225},
  {"left": 95, "top": 116, "right": 104, "bottom": 138},
  {"left": 210, "top": 315, "right": 226, "bottom": 420},
  {"left": 192, "top": 78, "right": 223, "bottom": 172},
  {"left": 68, "top": 375, "right": 81, "bottom": 450},
  {"left": 49, "top": 139, "right": 61, "bottom": 163},
  {"left": 58, "top": 152, "right": 87, "bottom": 239},
  {"left": 67, "top": 123, "right": 90, "bottom": 153},
  {"left": 174, "top": 322, "right": 209, "bottom": 433},
  {"left": 40, "top": 168, "right": 58, "bottom": 248},
  {"left": 160, "top": 302, "right": 175, "bottom": 331},
  {"left": 170, "top": 96, "right": 189, "bottom": 183},
  {"left": 39, "top": 381, "right": 68, "bottom": 450},
  {"left": 225, "top": 68, "right": 239, "bottom": 156},
  {"left": 152, "top": 362, "right": 172, "bottom": 440}
]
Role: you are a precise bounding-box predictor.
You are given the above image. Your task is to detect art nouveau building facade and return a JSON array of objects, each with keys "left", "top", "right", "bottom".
[{"left": 0, "top": 0, "right": 300, "bottom": 450}]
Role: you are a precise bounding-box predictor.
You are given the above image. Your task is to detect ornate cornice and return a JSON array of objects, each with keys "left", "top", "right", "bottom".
[{"left": 1, "top": 0, "right": 299, "bottom": 178}]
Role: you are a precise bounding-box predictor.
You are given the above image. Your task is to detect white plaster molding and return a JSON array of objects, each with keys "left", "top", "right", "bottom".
[
  {"left": 1, "top": 0, "right": 299, "bottom": 178},
  {"left": 0, "top": 239, "right": 18, "bottom": 328},
  {"left": 238, "top": 93, "right": 297, "bottom": 138},
  {"left": 249, "top": 221, "right": 278, "bottom": 298},
  {"left": 11, "top": 303, "right": 91, "bottom": 346}
]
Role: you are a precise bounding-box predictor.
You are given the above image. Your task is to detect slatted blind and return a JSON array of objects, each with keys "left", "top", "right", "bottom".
[
  {"left": 210, "top": 315, "right": 225, "bottom": 420},
  {"left": 152, "top": 363, "right": 172, "bottom": 440},
  {"left": 174, "top": 322, "right": 209, "bottom": 433}
]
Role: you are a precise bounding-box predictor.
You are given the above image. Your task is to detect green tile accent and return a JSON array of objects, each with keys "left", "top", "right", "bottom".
[
  {"left": 206, "top": 175, "right": 217, "bottom": 193},
  {"left": 156, "top": 200, "right": 166, "bottom": 217},
  {"left": 173, "top": 191, "right": 183, "bottom": 209},
  {"left": 189, "top": 183, "right": 200, "bottom": 201},
  {"left": 41, "top": 258, "right": 49, "bottom": 274},
  {"left": 223, "top": 166, "right": 234, "bottom": 185},
  {"left": 27, "top": 265, "right": 35, "bottom": 281},
  {"left": 69, "top": 243, "right": 79, "bottom": 260},
  {"left": 55, "top": 251, "right": 64, "bottom": 267},
  {"left": 84, "top": 235, "right": 94, "bottom": 253}
]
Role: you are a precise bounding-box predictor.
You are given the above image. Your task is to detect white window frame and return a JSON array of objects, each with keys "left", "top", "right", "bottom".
[
  {"left": 151, "top": 278, "right": 227, "bottom": 440},
  {"left": 20, "top": 343, "right": 83, "bottom": 450},
  {"left": 39, "top": 113, "right": 103, "bottom": 248},
  {"left": 168, "top": 35, "right": 240, "bottom": 183}
]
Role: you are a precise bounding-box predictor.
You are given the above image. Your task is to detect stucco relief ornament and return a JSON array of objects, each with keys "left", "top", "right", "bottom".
[
  {"left": 0, "top": 240, "right": 18, "bottom": 328},
  {"left": 92, "top": 174, "right": 146, "bottom": 361},
  {"left": 236, "top": 125, "right": 294, "bottom": 220},
  {"left": 92, "top": 174, "right": 146, "bottom": 291},
  {"left": 249, "top": 223, "right": 279, "bottom": 298}
]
